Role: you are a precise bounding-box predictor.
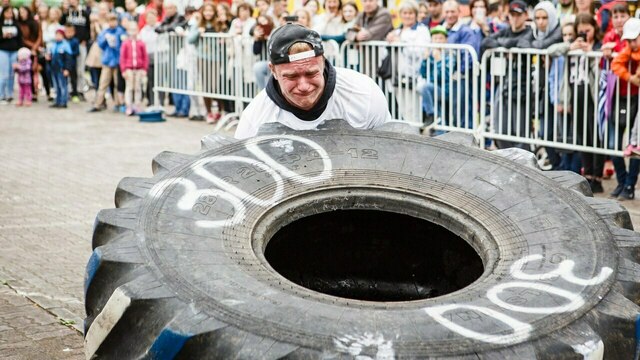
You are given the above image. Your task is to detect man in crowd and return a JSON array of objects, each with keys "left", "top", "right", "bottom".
[
  {"left": 62, "top": 0, "right": 91, "bottom": 102},
  {"left": 481, "top": 0, "right": 532, "bottom": 149},
  {"left": 139, "top": 0, "right": 165, "bottom": 29},
  {"left": 424, "top": 0, "right": 445, "bottom": 29},
  {"left": 349, "top": 0, "right": 394, "bottom": 41},
  {"left": 236, "top": 24, "right": 391, "bottom": 139}
]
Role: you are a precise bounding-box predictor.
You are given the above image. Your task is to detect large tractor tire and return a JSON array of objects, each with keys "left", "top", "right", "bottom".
[{"left": 84, "top": 120, "right": 640, "bottom": 359}]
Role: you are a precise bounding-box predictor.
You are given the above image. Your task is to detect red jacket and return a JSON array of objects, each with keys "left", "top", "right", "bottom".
[{"left": 119, "top": 39, "right": 149, "bottom": 72}]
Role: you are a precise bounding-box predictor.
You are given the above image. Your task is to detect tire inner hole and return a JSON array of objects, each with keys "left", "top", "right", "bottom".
[{"left": 265, "top": 210, "right": 484, "bottom": 302}]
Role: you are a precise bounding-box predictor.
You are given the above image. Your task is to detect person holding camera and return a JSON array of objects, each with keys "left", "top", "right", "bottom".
[{"left": 236, "top": 24, "right": 390, "bottom": 139}]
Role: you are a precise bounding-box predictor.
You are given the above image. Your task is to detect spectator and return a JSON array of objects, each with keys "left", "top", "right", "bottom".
[
  {"left": 13, "top": 47, "right": 32, "bottom": 106},
  {"left": 295, "top": 9, "right": 312, "bottom": 29},
  {"left": 64, "top": 24, "right": 80, "bottom": 102},
  {"left": 313, "top": 0, "right": 343, "bottom": 36},
  {"left": 558, "top": 14, "right": 604, "bottom": 192},
  {"left": 62, "top": 0, "right": 90, "bottom": 101},
  {"left": 423, "top": 0, "right": 444, "bottom": 29},
  {"left": 556, "top": 0, "right": 576, "bottom": 22},
  {"left": 486, "top": 0, "right": 507, "bottom": 32},
  {"left": 88, "top": 12, "right": 125, "bottom": 112},
  {"left": 385, "top": 0, "right": 430, "bottom": 122},
  {"left": 255, "top": 0, "right": 270, "bottom": 17},
  {"left": 304, "top": 0, "right": 321, "bottom": 28},
  {"left": 548, "top": 22, "right": 580, "bottom": 173},
  {"left": 341, "top": 2, "right": 358, "bottom": 28},
  {"left": 216, "top": 3, "right": 233, "bottom": 31},
  {"left": 229, "top": 3, "right": 255, "bottom": 36},
  {"left": 320, "top": 1, "right": 358, "bottom": 44},
  {"left": 120, "top": 0, "right": 139, "bottom": 28},
  {"left": 36, "top": 4, "right": 53, "bottom": 100},
  {"left": 48, "top": 28, "right": 72, "bottom": 108},
  {"left": 139, "top": 0, "right": 165, "bottom": 30},
  {"left": 155, "top": 0, "right": 189, "bottom": 117},
  {"left": 444, "top": 0, "right": 481, "bottom": 129},
  {"left": 86, "top": 2, "right": 109, "bottom": 91},
  {"left": 252, "top": 14, "right": 275, "bottom": 91},
  {"left": 481, "top": 0, "right": 532, "bottom": 148},
  {"left": 187, "top": 2, "right": 226, "bottom": 122},
  {"left": 469, "top": 0, "right": 505, "bottom": 37},
  {"left": 268, "top": 0, "right": 287, "bottom": 24},
  {"left": 139, "top": 9, "right": 159, "bottom": 106},
  {"left": 575, "top": 0, "right": 594, "bottom": 17},
  {"left": 348, "top": 0, "right": 394, "bottom": 41},
  {"left": 420, "top": 25, "right": 453, "bottom": 128},
  {"left": 418, "top": 1, "right": 428, "bottom": 24},
  {"left": 0, "top": 5, "right": 22, "bottom": 104},
  {"left": 612, "top": 17, "right": 640, "bottom": 199},
  {"left": 120, "top": 23, "right": 148, "bottom": 115},
  {"left": 17, "top": 6, "right": 41, "bottom": 101}
]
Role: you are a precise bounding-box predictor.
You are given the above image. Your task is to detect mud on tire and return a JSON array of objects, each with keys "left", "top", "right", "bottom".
[{"left": 84, "top": 121, "right": 640, "bottom": 359}]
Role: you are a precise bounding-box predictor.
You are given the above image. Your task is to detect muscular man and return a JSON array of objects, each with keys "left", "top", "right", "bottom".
[{"left": 236, "top": 24, "right": 391, "bottom": 139}]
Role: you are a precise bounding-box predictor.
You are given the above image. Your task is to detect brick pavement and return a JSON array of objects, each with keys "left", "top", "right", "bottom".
[
  {"left": 0, "top": 100, "right": 220, "bottom": 358},
  {"left": 1, "top": 99, "right": 640, "bottom": 358}
]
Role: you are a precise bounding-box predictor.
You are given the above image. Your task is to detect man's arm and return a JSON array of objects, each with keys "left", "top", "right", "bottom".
[{"left": 358, "top": 10, "right": 393, "bottom": 41}]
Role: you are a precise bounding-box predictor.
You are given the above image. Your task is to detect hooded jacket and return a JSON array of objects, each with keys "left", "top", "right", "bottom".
[
  {"left": 611, "top": 44, "right": 640, "bottom": 96},
  {"left": 517, "top": 1, "right": 562, "bottom": 49},
  {"left": 98, "top": 25, "right": 126, "bottom": 67}
]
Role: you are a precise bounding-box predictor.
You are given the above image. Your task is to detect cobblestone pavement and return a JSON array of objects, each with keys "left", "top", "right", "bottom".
[
  {"left": 0, "top": 100, "right": 220, "bottom": 359},
  {"left": 1, "top": 99, "right": 640, "bottom": 358}
]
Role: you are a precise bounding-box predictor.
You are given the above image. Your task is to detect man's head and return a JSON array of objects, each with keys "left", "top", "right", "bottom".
[
  {"left": 64, "top": 23, "right": 75, "bottom": 38},
  {"left": 427, "top": 0, "right": 443, "bottom": 19},
  {"left": 442, "top": 0, "right": 459, "bottom": 28},
  {"left": 69, "top": 0, "right": 79, "bottom": 8},
  {"left": 622, "top": 18, "right": 640, "bottom": 51},
  {"left": 508, "top": 0, "right": 528, "bottom": 32},
  {"left": 362, "top": 0, "right": 379, "bottom": 15},
  {"left": 164, "top": 0, "right": 178, "bottom": 17},
  {"left": 268, "top": 24, "right": 326, "bottom": 111},
  {"left": 125, "top": 0, "right": 137, "bottom": 12},
  {"left": 146, "top": 9, "right": 158, "bottom": 26}
]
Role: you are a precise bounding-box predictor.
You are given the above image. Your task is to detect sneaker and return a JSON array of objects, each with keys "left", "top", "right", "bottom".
[
  {"left": 78, "top": 93, "right": 86, "bottom": 102},
  {"left": 125, "top": 107, "right": 134, "bottom": 116},
  {"left": 206, "top": 112, "right": 217, "bottom": 124},
  {"left": 0, "top": 99, "right": 8, "bottom": 105},
  {"left": 15, "top": 101, "right": 22, "bottom": 107},
  {"left": 624, "top": 144, "right": 634, "bottom": 157},
  {"left": 57, "top": 104, "right": 67, "bottom": 108},
  {"left": 87, "top": 107, "right": 103, "bottom": 113},
  {"left": 72, "top": 96, "right": 80, "bottom": 103},
  {"left": 119, "top": 105, "right": 126, "bottom": 113},
  {"left": 24, "top": 101, "right": 31, "bottom": 106},
  {"left": 590, "top": 179, "right": 604, "bottom": 194},
  {"left": 610, "top": 184, "right": 624, "bottom": 198},
  {"left": 619, "top": 186, "right": 635, "bottom": 200}
]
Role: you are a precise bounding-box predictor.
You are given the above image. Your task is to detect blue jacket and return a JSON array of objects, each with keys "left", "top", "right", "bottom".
[
  {"left": 97, "top": 26, "right": 126, "bottom": 67},
  {"left": 447, "top": 22, "right": 482, "bottom": 74},
  {"left": 420, "top": 53, "right": 455, "bottom": 96},
  {"left": 50, "top": 39, "right": 73, "bottom": 72},
  {"left": 67, "top": 37, "right": 80, "bottom": 67}
]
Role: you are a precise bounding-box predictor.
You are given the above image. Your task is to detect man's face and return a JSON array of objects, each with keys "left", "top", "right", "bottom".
[
  {"left": 428, "top": 1, "right": 442, "bottom": 18},
  {"left": 508, "top": 11, "right": 527, "bottom": 31},
  {"left": 165, "top": 4, "right": 177, "bottom": 17},
  {"left": 443, "top": 3, "right": 459, "bottom": 27},
  {"left": 269, "top": 56, "right": 325, "bottom": 111},
  {"left": 69, "top": 0, "right": 78, "bottom": 8},
  {"left": 362, "top": 0, "right": 378, "bottom": 14}
]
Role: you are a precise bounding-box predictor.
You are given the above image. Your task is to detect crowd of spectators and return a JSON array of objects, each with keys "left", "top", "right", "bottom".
[{"left": 0, "top": 0, "right": 639, "bottom": 197}]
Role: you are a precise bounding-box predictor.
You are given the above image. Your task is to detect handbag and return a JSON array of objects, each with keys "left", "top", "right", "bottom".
[{"left": 377, "top": 53, "right": 393, "bottom": 80}]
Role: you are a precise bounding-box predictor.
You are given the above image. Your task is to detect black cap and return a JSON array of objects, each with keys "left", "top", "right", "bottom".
[
  {"left": 268, "top": 24, "right": 324, "bottom": 65},
  {"left": 509, "top": 0, "right": 527, "bottom": 13}
]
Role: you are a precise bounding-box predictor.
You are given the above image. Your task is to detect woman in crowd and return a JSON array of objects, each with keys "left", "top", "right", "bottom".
[
  {"left": 295, "top": 8, "right": 312, "bottom": 28},
  {"left": 86, "top": 2, "right": 109, "bottom": 90},
  {"left": 558, "top": 14, "right": 604, "bottom": 192},
  {"left": 139, "top": 9, "right": 159, "bottom": 107},
  {"left": 313, "top": 0, "right": 342, "bottom": 36},
  {"left": 385, "top": 0, "right": 430, "bottom": 123},
  {"left": 216, "top": 3, "right": 233, "bottom": 31},
  {"left": 0, "top": 6, "right": 22, "bottom": 104},
  {"left": 318, "top": 0, "right": 358, "bottom": 44},
  {"left": 229, "top": 3, "right": 255, "bottom": 36},
  {"left": 17, "top": 6, "right": 41, "bottom": 101},
  {"left": 303, "top": 0, "right": 321, "bottom": 28}
]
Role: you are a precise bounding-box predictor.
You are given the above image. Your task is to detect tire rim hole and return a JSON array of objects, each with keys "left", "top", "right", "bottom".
[{"left": 265, "top": 210, "right": 484, "bottom": 302}]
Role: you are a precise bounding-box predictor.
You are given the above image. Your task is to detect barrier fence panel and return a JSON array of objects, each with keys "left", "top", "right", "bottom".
[
  {"left": 338, "top": 41, "right": 480, "bottom": 132},
  {"left": 480, "top": 47, "right": 640, "bottom": 157}
]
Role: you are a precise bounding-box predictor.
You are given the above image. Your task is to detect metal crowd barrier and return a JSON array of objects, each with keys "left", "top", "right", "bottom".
[
  {"left": 480, "top": 47, "right": 640, "bottom": 157},
  {"left": 338, "top": 41, "right": 480, "bottom": 131},
  {"left": 154, "top": 33, "right": 638, "bottom": 158}
]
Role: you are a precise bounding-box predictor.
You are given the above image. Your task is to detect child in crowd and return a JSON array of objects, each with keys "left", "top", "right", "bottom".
[
  {"left": 119, "top": 23, "right": 149, "bottom": 115},
  {"left": 420, "top": 25, "right": 454, "bottom": 131},
  {"left": 48, "top": 28, "right": 73, "bottom": 108},
  {"left": 64, "top": 23, "right": 81, "bottom": 103},
  {"left": 13, "top": 47, "right": 33, "bottom": 107},
  {"left": 89, "top": 12, "right": 125, "bottom": 112},
  {"left": 139, "top": 9, "right": 159, "bottom": 106}
]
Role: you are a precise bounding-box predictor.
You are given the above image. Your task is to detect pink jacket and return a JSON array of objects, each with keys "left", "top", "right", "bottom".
[{"left": 119, "top": 39, "right": 149, "bottom": 72}]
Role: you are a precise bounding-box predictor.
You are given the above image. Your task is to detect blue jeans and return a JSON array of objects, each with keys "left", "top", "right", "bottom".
[
  {"left": 52, "top": 70, "right": 68, "bottom": 105},
  {"left": 560, "top": 152, "right": 582, "bottom": 174},
  {"left": 171, "top": 93, "right": 190, "bottom": 115},
  {"left": 0, "top": 50, "right": 18, "bottom": 99},
  {"left": 451, "top": 77, "right": 473, "bottom": 129}
]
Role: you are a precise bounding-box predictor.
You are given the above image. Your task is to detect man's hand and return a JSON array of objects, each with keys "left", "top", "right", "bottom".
[
  {"left": 63, "top": 69, "right": 69, "bottom": 77},
  {"left": 630, "top": 74, "right": 640, "bottom": 87},
  {"left": 385, "top": 31, "right": 399, "bottom": 42},
  {"left": 355, "top": 29, "right": 371, "bottom": 42}
]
